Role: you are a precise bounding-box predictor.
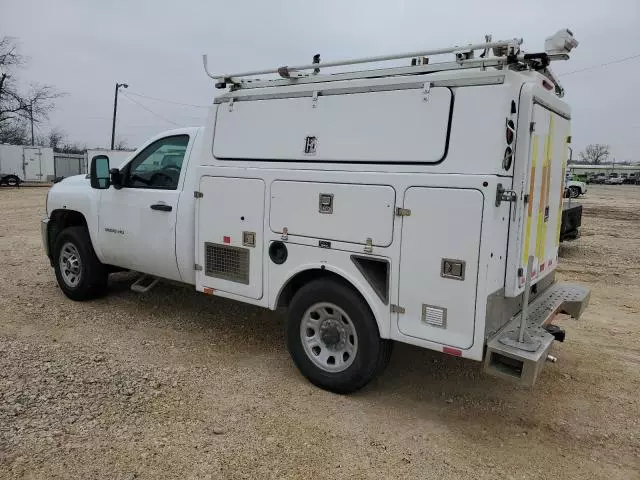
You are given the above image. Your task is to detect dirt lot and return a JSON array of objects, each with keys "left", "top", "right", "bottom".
[{"left": 0, "top": 185, "right": 638, "bottom": 479}]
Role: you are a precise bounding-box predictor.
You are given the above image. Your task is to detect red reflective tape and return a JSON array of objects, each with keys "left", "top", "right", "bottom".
[
  {"left": 443, "top": 347, "right": 462, "bottom": 357},
  {"left": 540, "top": 262, "right": 546, "bottom": 272},
  {"left": 203, "top": 287, "right": 214, "bottom": 295},
  {"left": 223, "top": 236, "right": 231, "bottom": 244}
]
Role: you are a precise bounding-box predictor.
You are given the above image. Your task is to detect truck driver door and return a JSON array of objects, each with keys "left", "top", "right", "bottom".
[{"left": 97, "top": 134, "right": 192, "bottom": 282}]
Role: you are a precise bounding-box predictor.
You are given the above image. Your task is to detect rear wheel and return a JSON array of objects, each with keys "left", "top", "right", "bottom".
[
  {"left": 568, "top": 186, "right": 580, "bottom": 198},
  {"left": 53, "top": 226, "right": 108, "bottom": 301},
  {"left": 286, "top": 278, "right": 392, "bottom": 394}
]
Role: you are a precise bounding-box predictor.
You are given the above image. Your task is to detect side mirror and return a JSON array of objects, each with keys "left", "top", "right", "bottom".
[
  {"left": 90, "top": 155, "right": 110, "bottom": 189},
  {"left": 109, "top": 167, "right": 123, "bottom": 189}
]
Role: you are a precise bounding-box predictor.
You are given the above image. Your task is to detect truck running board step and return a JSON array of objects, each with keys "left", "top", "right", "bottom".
[
  {"left": 130, "top": 274, "right": 160, "bottom": 293},
  {"left": 483, "top": 282, "right": 589, "bottom": 386}
]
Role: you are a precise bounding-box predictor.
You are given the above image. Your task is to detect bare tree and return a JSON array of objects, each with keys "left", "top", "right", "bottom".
[
  {"left": 114, "top": 139, "right": 129, "bottom": 151},
  {"left": 0, "top": 119, "right": 29, "bottom": 144},
  {"left": 46, "top": 127, "right": 66, "bottom": 150},
  {"left": 57, "top": 143, "right": 86, "bottom": 154},
  {"left": 579, "top": 144, "right": 610, "bottom": 165},
  {"left": 0, "top": 36, "right": 62, "bottom": 144}
]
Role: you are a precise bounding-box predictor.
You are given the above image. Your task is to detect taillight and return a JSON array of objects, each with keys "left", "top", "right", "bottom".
[
  {"left": 542, "top": 79, "right": 553, "bottom": 91},
  {"left": 503, "top": 101, "right": 517, "bottom": 171},
  {"left": 506, "top": 119, "right": 515, "bottom": 145},
  {"left": 503, "top": 146, "right": 513, "bottom": 170}
]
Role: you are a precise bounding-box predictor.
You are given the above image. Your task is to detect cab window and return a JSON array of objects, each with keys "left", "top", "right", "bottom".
[{"left": 123, "top": 135, "right": 189, "bottom": 190}]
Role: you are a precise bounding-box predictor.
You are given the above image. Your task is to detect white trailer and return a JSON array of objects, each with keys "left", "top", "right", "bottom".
[
  {"left": 0, "top": 144, "right": 24, "bottom": 185},
  {"left": 0, "top": 144, "right": 55, "bottom": 184},
  {"left": 42, "top": 30, "right": 589, "bottom": 393}
]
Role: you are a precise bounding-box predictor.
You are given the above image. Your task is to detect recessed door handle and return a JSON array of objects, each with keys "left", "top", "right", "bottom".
[{"left": 150, "top": 203, "right": 172, "bottom": 212}]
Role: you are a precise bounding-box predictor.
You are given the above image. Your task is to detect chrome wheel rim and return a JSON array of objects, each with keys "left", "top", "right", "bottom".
[
  {"left": 59, "top": 242, "right": 82, "bottom": 288},
  {"left": 300, "top": 302, "right": 358, "bottom": 373}
]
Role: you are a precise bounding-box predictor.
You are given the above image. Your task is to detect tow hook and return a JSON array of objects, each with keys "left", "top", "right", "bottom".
[{"left": 545, "top": 324, "right": 566, "bottom": 342}]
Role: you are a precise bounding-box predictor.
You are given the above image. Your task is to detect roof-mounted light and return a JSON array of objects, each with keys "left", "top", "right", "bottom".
[{"left": 545, "top": 29, "right": 579, "bottom": 56}]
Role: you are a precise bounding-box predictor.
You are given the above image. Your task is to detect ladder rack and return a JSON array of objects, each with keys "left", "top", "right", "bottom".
[{"left": 203, "top": 29, "right": 578, "bottom": 94}]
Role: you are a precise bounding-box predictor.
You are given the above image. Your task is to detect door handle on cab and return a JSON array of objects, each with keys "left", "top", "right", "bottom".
[{"left": 150, "top": 203, "right": 172, "bottom": 212}]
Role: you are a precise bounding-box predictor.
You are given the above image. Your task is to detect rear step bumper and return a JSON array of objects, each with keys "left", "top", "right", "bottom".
[{"left": 483, "top": 282, "right": 590, "bottom": 386}]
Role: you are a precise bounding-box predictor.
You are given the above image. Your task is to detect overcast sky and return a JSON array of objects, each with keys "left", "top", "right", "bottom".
[{"left": 2, "top": 0, "right": 639, "bottom": 160}]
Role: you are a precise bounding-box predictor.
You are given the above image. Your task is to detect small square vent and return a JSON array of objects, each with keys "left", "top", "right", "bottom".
[
  {"left": 422, "top": 304, "right": 447, "bottom": 328},
  {"left": 205, "top": 242, "right": 250, "bottom": 284}
]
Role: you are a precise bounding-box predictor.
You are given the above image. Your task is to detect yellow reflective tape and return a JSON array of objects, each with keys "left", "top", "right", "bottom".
[
  {"left": 522, "top": 135, "right": 539, "bottom": 264},
  {"left": 540, "top": 115, "right": 554, "bottom": 262},
  {"left": 536, "top": 118, "right": 552, "bottom": 262},
  {"left": 556, "top": 133, "right": 569, "bottom": 245}
]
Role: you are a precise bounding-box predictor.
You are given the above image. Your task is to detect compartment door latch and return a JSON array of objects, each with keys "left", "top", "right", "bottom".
[
  {"left": 495, "top": 183, "right": 517, "bottom": 207},
  {"left": 391, "top": 304, "right": 406, "bottom": 314}
]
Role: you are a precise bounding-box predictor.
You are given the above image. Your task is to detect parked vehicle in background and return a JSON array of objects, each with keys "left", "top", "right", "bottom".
[
  {"left": 605, "top": 175, "right": 624, "bottom": 185},
  {"left": 566, "top": 179, "right": 587, "bottom": 198},
  {"left": 560, "top": 202, "right": 582, "bottom": 241},
  {"left": 0, "top": 144, "right": 55, "bottom": 184},
  {"left": 41, "top": 30, "right": 590, "bottom": 393},
  {"left": 0, "top": 144, "right": 24, "bottom": 186}
]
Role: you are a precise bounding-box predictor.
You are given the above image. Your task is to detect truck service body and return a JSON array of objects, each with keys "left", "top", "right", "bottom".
[{"left": 42, "top": 31, "right": 589, "bottom": 393}]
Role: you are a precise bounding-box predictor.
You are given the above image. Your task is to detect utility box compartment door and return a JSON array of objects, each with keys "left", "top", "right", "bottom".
[
  {"left": 213, "top": 87, "right": 452, "bottom": 163},
  {"left": 505, "top": 103, "right": 569, "bottom": 297},
  {"left": 398, "top": 187, "right": 483, "bottom": 349},
  {"left": 270, "top": 181, "right": 395, "bottom": 246},
  {"left": 197, "top": 176, "right": 265, "bottom": 299}
]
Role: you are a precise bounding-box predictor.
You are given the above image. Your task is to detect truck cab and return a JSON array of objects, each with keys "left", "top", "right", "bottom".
[{"left": 42, "top": 30, "right": 589, "bottom": 394}]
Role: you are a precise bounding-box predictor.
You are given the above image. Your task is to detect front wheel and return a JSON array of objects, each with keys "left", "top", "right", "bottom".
[
  {"left": 568, "top": 186, "right": 581, "bottom": 198},
  {"left": 53, "top": 226, "right": 108, "bottom": 301},
  {"left": 286, "top": 278, "right": 392, "bottom": 394}
]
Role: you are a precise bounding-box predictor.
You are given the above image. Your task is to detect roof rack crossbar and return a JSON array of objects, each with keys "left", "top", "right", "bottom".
[{"left": 202, "top": 37, "right": 523, "bottom": 82}]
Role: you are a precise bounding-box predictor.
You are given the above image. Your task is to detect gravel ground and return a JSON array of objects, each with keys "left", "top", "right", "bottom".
[{"left": 0, "top": 185, "right": 638, "bottom": 479}]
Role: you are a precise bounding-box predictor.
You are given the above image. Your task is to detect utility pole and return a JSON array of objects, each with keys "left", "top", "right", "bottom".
[
  {"left": 29, "top": 101, "right": 34, "bottom": 146},
  {"left": 111, "top": 82, "right": 128, "bottom": 149}
]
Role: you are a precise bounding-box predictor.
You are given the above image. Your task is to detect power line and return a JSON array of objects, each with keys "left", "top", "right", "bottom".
[
  {"left": 559, "top": 53, "right": 640, "bottom": 77},
  {"left": 125, "top": 90, "right": 209, "bottom": 109},
  {"left": 120, "top": 92, "right": 182, "bottom": 127}
]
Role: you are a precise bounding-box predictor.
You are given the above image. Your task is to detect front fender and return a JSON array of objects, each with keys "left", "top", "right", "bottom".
[{"left": 47, "top": 176, "right": 103, "bottom": 260}]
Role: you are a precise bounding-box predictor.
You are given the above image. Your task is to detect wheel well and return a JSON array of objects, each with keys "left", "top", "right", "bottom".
[
  {"left": 48, "top": 210, "right": 88, "bottom": 254},
  {"left": 277, "top": 268, "right": 361, "bottom": 309}
]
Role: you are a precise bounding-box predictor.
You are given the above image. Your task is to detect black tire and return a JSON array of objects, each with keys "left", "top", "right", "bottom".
[
  {"left": 5, "top": 175, "right": 20, "bottom": 187},
  {"left": 53, "top": 226, "right": 108, "bottom": 301},
  {"left": 286, "top": 278, "right": 392, "bottom": 394},
  {"left": 568, "top": 186, "right": 580, "bottom": 198}
]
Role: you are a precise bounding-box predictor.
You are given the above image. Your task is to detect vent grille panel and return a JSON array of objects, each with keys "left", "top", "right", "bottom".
[
  {"left": 422, "top": 304, "right": 447, "bottom": 328},
  {"left": 205, "top": 242, "right": 250, "bottom": 284}
]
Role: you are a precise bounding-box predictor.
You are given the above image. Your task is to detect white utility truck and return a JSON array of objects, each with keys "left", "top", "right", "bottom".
[{"left": 42, "top": 30, "right": 589, "bottom": 393}]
